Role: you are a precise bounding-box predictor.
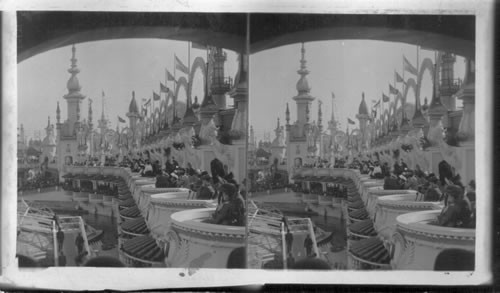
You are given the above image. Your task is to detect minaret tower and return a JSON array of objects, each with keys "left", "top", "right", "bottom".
[
  {"left": 126, "top": 91, "right": 141, "bottom": 136},
  {"left": 439, "top": 52, "right": 459, "bottom": 111},
  {"left": 356, "top": 92, "right": 370, "bottom": 149},
  {"left": 292, "top": 43, "right": 315, "bottom": 136},
  {"left": 210, "top": 47, "right": 231, "bottom": 108},
  {"left": 63, "top": 45, "right": 86, "bottom": 136},
  {"left": 98, "top": 92, "right": 108, "bottom": 136},
  {"left": 328, "top": 93, "right": 338, "bottom": 136}
]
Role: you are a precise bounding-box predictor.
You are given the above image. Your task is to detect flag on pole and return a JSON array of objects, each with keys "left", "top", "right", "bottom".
[
  {"left": 389, "top": 84, "right": 399, "bottom": 95},
  {"left": 192, "top": 42, "right": 207, "bottom": 50},
  {"left": 153, "top": 91, "right": 161, "bottom": 101},
  {"left": 118, "top": 116, "right": 126, "bottom": 123},
  {"left": 160, "top": 82, "right": 170, "bottom": 93},
  {"left": 373, "top": 100, "right": 380, "bottom": 108},
  {"left": 347, "top": 118, "right": 356, "bottom": 125},
  {"left": 102, "top": 90, "right": 105, "bottom": 97},
  {"left": 174, "top": 55, "right": 189, "bottom": 75},
  {"left": 403, "top": 55, "right": 418, "bottom": 75},
  {"left": 395, "top": 71, "right": 405, "bottom": 83},
  {"left": 144, "top": 99, "right": 151, "bottom": 106},
  {"left": 382, "top": 93, "right": 390, "bottom": 102},
  {"left": 166, "top": 69, "right": 176, "bottom": 82},
  {"left": 331, "top": 92, "right": 335, "bottom": 99}
]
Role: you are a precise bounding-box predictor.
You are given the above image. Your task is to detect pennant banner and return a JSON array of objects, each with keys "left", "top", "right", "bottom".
[
  {"left": 395, "top": 71, "right": 405, "bottom": 83},
  {"left": 118, "top": 116, "right": 126, "bottom": 123},
  {"left": 160, "top": 82, "right": 170, "bottom": 93},
  {"left": 347, "top": 118, "right": 356, "bottom": 125},
  {"left": 389, "top": 84, "right": 399, "bottom": 95},
  {"left": 166, "top": 69, "right": 176, "bottom": 81},
  {"left": 373, "top": 100, "right": 381, "bottom": 108},
  {"left": 403, "top": 56, "right": 418, "bottom": 75},
  {"left": 382, "top": 93, "right": 390, "bottom": 102},
  {"left": 175, "top": 55, "right": 189, "bottom": 75},
  {"left": 153, "top": 91, "right": 161, "bottom": 101},
  {"left": 144, "top": 99, "right": 151, "bottom": 106}
]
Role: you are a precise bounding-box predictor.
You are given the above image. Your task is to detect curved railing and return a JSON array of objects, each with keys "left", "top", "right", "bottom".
[
  {"left": 365, "top": 187, "right": 418, "bottom": 218},
  {"left": 164, "top": 208, "right": 245, "bottom": 268},
  {"left": 147, "top": 193, "right": 216, "bottom": 238},
  {"left": 391, "top": 210, "right": 475, "bottom": 270},
  {"left": 373, "top": 193, "right": 441, "bottom": 242}
]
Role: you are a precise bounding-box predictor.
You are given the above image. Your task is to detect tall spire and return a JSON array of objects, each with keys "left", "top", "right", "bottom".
[
  {"left": 296, "top": 43, "right": 311, "bottom": 94},
  {"left": 101, "top": 90, "right": 105, "bottom": 121},
  {"left": 318, "top": 100, "right": 323, "bottom": 131},
  {"left": 331, "top": 92, "right": 335, "bottom": 122},
  {"left": 66, "top": 44, "right": 82, "bottom": 95},
  {"left": 56, "top": 102, "right": 61, "bottom": 123},
  {"left": 285, "top": 103, "right": 290, "bottom": 125},
  {"left": 88, "top": 98, "right": 93, "bottom": 128}
]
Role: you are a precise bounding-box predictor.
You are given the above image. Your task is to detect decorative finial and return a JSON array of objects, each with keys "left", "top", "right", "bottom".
[{"left": 296, "top": 43, "right": 311, "bottom": 94}]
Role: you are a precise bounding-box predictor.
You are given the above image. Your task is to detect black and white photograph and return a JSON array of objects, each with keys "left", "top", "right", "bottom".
[
  {"left": 247, "top": 14, "right": 480, "bottom": 272},
  {"left": 0, "top": 0, "right": 495, "bottom": 290},
  {"left": 16, "top": 11, "right": 248, "bottom": 270}
]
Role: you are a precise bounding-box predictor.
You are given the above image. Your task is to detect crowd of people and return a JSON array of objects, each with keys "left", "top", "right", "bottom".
[
  {"left": 355, "top": 156, "right": 476, "bottom": 229},
  {"left": 119, "top": 151, "right": 246, "bottom": 227}
]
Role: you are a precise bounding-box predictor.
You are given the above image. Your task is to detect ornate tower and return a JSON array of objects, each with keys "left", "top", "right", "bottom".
[
  {"left": 427, "top": 55, "right": 447, "bottom": 147},
  {"left": 439, "top": 52, "right": 459, "bottom": 111},
  {"left": 356, "top": 92, "right": 370, "bottom": 149},
  {"left": 328, "top": 94, "right": 338, "bottom": 136},
  {"left": 63, "top": 45, "right": 85, "bottom": 136},
  {"left": 292, "top": 43, "right": 315, "bottom": 136},
  {"left": 209, "top": 47, "right": 231, "bottom": 108},
  {"left": 126, "top": 91, "right": 141, "bottom": 143}
]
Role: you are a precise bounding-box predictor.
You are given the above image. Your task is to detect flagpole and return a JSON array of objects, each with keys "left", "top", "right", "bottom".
[
  {"left": 174, "top": 55, "right": 177, "bottom": 123},
  {"left": 416, "top": 46, "right": 420, "bottom": 100}
]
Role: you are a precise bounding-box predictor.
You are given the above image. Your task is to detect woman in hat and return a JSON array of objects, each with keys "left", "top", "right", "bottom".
[{"left": 437, "top": 184, "right": 471, "bottom": 228}]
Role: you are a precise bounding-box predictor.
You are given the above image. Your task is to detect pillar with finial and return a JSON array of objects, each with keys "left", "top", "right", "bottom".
[
  {"left": 229, "top": 52, "right": 248, "bottom": 141},
  {"left": 427, "top": 54, "right": 447, "bottom": 147},
  {"left": 455, "top": 58, "right": 475, "bottom": 146}
]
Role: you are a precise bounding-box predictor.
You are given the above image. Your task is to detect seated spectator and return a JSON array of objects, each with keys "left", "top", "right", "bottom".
[
  {"left": 141, "top": 161, "right": 154, "bottom": 177},
  {"left": 206, "top": 183, "right": 244, "bottom": 226},
  {"left": 383, "top": 172, "right": 403, "bottom": 190},
  {"left": 155, "top": 173, "right": 176, "bottom": 188},
  {"left": 197, "top": 174, "right": 215, "bottom": 200},
  {"left": 423, "top": 175, "right": 442, "bottom": 202},
  {"left": 370, "top": 163, "right": 384, "bottom": 179},
  {"left": 437, "top": 184, "right": 471, "bottom": 228}
]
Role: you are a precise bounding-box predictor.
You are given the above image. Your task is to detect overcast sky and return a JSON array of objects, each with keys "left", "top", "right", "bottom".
[
  {"left": 249, "top": 40, "right": 466, "bottom": 142},
  {"left": 18, "top": 38, "right": 466, "bottom": 143},
  {"left": 18, "top": 39, "right": 238, "bottom": 139}
]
